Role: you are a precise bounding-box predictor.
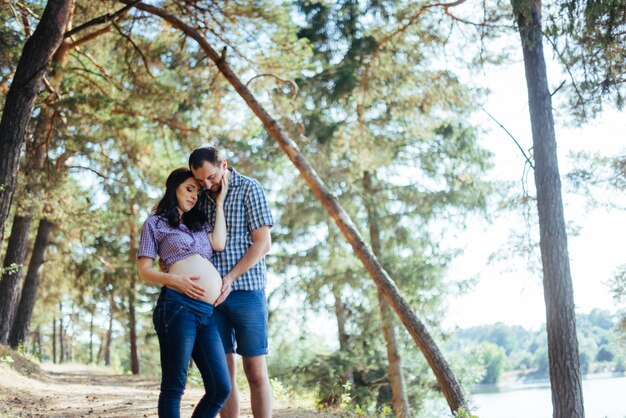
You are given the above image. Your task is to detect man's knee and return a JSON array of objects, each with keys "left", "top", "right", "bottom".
[{"left": 243, "top": 357, "right": 269, "bottom": 387}]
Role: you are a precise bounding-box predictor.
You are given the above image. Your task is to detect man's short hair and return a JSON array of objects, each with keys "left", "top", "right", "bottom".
[{"left": 189, "top": 146, "right": 224, "bottom": 169}]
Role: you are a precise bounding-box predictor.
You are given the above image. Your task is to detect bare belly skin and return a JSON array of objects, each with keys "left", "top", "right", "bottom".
[{"left": 169, "top": 254, "right": 222, "bottom": 304}]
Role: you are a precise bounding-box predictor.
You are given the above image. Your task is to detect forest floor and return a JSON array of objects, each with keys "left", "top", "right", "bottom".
[{"left": 0, "top": 354, "right": 343, "bottom": 418}]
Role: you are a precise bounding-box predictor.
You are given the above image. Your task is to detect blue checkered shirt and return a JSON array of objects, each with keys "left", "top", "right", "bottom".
[{"left": 198, "top": 167, "right": 274, "bottom": 290}]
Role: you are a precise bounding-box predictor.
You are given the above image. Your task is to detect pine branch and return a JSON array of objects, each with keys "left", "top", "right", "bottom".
[
  {"left": 64, "top": 1, "right": 138, "bottom": 39},
  {"left": 111, "top": 107, "right": 200, "bottom": 134},
  {"left": 482, "top": 106, "right": 534, "bottom": 170},
  {"left": 68, "top": 25, "right": 114, "bottom": 50},
  {"left": 111, "top": 20, "right": 154, "bottom": 78}
]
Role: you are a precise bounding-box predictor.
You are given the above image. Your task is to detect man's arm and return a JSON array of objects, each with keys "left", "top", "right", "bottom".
[{"left": 214, "top": 226, "right": 271, "bottom": 306}]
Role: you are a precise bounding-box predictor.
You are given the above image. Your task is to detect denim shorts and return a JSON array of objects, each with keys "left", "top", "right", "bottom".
[{"left": 214, "top": 289, "right": 268, "bottom": 357}]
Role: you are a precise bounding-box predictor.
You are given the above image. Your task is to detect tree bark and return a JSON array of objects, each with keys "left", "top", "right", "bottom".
[
  {"left": 0, "top": 215, "right": 33, "bottom": 344},
  {"left": 118, "top": 1, "right": 467, "bottom": 412},
  {"left": 96, "top": 331, "right": 104, "bottom": 365},
  {"left": 3, "top": 1, "right": 77, "bottom": 347},
  {"left": 128, "top": 200, "right": 140, "bottom": 374},
  {"left": 59, "top": 303, "right": 64, "bottom": 363},
  {"left": 89, "top": 313, "right": 94, "bottom": 364},
  {"left": 52, "top": 317, "right": 57, "bottom": 364},
  {"left": 105, "top": 288, "right": 114, "bottom": 367},
  {"left": 0, "top": 0, "right": 72, "bottom": 243},
  {"left": 9, "top": 219, "right": 55, "bottom": 348},
  {"left": 363, "top": 171, "right": 411, "bottom": 418},
  {"left": 34, "top": 326, "right": 42, "bottom": 359},
  {"left": 331, "top": 280, "right": 354, "bottom": 386},
  {"left": 512, "top": 1, "right": 585, "bottom": 417}
]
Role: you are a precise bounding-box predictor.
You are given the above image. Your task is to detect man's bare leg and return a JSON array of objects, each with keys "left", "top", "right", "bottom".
[
  {"left": 243, "top": 355, "right": 272, "bottom": 418},
  {"left": 220, "top": 354, "right": 239, "bottom": 418}
]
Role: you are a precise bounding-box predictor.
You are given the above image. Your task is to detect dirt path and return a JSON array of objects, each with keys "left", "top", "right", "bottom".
[{"left": 0, "top": 363, "right": 335, "bottom": 418}]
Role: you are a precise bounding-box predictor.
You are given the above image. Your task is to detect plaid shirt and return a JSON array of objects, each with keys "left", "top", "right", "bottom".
[{"left": 198, "top": 167, "right": 274, "bottom": 290}]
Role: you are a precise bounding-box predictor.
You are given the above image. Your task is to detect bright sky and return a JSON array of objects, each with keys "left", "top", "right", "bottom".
[{"left": 443, "top": 56, "right": 626, "bottom": 330}]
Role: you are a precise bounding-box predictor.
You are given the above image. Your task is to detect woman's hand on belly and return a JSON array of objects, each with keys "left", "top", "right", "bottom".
[
  {"left": 169, "top": 256, "right": 222, "bottom": 303},
  {"left": 169, "top": 274, "right": 207, "bottom": 300}
]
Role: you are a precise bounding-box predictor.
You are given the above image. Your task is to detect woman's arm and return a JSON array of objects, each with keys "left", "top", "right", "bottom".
[
  {"left": 209, "top": 172, "right": 229, "bottom": 251},
  {"left": 137, "top": 257, "right": 206, "bottom": 299},
  {"left": 210, "top": 205, "right": 226, "bottom": 251}
]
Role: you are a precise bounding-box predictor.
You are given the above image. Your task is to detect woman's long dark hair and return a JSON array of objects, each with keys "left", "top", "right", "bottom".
[{"left": 153, "top": 168, "right": 205, "bottom": 231}]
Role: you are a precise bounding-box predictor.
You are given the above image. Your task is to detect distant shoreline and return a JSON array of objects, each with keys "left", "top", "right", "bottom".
[{"left": 470, "top": 371, "right": 626, "bottom": 394}]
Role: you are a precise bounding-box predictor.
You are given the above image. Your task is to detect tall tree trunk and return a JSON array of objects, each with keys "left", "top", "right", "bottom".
[
  {"left": 96, "top": 331, "right": 105, "bottom": 365},
  {"left": 52, "top": 317, "right": 57, "bottom": 364},
  {"left": 89, "top": 313, "right": 94, "bottom": 364},
  {"left": 119, "top": 2, "right": 467, "bottom": 411},
  {"left": 0, "top": 0, "right": 72, "bottom": 243},
  {"left": 59, "top": 303, "right": 64, "bottom": 363},
  {"left": 128, "top": 200, "right": 140, "bottom": 374},
  {"left": 3, "top": 3, "right": 76, "bottom": 346},
  {"left": 105, "top": 314, "right": 113, "bottom": 367},
  {"left": 128, "top": 278, "right": 139, "bottom": 372},
  {"left": 363, "top": 170, "right": 411, "bottom": 418},
  {"left": 34, "top": 326, "right": 42, "bottom": 359},
  {"left": 0, "top": 3, "right": 73, "bottom": 343},
  {"left": 0, "top": 215, "right": 32, "bottom": 343},
  {"left": 512, "top": 1, "right": 585, "bottom": 417},
  {"left": 9, "top": 219, "right": 54, "bottom": 348},
  {"left": 331, "top": 280, "right": 354, "bottom": 386},
  {"left": 105, "top": 289, "right": 114, "bottom": 367}
]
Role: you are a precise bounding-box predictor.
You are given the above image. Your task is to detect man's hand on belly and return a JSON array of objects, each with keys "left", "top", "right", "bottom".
[{"left": 214, "top": 276, "right": 234, "bottom": 306}]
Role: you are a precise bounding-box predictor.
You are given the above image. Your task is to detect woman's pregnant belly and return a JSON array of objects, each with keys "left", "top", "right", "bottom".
[{"left": 168, "top": 254, "right": 222, "bottom": 304}]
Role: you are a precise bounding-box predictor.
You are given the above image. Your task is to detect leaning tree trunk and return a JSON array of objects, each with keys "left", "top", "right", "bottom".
[
  {"left": 363, "top": 170, "right": 411, "bottom": 418},
  {"left": 513, "top": 1, "right": 585, "bottom": 417},
  {"left": 0, "top": 0, "right": 72, "bottom": 243},
  {"left": 119, "top": 1, "right": 467, "bottom": 411},
  {"left": 9, "top": 219, "right": 55, "bottom": 348},
  {"left": 0, "top": 215, "right": 32, "bottom": 344}
]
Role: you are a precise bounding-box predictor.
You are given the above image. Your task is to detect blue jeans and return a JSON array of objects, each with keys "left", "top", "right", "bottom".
[{"left": 153, "top": 291, "right": 231, "bottom": 417}]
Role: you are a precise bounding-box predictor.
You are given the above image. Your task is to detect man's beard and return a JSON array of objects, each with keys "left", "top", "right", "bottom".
[{"left": 208, "top": 183, "right": 222, "bottom": 199}]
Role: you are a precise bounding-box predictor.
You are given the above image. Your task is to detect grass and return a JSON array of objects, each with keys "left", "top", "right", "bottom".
[{"left": 0, "top": 344, "right": 41, "bottom": 375}]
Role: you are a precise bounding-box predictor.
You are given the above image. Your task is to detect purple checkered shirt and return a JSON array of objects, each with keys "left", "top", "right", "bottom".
[{"left": 137, "top": 215, "right": 214, "bottom": 269}]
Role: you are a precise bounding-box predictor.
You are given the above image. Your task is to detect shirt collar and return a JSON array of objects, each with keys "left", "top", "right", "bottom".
[{"left": 228, "top": 166, "right": 242, "bottom": 188}]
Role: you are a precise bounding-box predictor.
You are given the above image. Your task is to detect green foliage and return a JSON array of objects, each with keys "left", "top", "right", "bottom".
[
  {"left": 454, "top": 408, "right": 480, "bottom": 418},
  {"left": 609, "top": 264, "right": 626, "bottom": 336},
  {"left": 449, "top": 310, "right": 626, "bottom": 384},
  {"left": 5, "top": 1, "right": 622, "bottom": 416},
  {"left": 0, "top": 263, "right": 20, "bottom": 276},
  {"left": 263, "top": 0, "right": 496, "bottom": 413},
  {"left": 477, "top": 343, "right": 506, "bottom": 384},
  {"left": 540, "top": 0, "right": 625, "bottom": 120}
]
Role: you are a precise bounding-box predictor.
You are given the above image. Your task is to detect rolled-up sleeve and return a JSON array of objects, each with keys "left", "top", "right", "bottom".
[
  {"left": 245, "top": 181, "right": 274, "bottom": 231},
  {"left": 138, "top": 217, "right": 159, "bottom": 260}
]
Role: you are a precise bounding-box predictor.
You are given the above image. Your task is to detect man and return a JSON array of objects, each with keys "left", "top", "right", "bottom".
[{"left": 189, "top": 146, "right": 273, "bottom": 418}]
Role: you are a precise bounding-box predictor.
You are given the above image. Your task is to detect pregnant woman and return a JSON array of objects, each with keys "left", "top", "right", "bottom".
[{"left": 137, "top": 167, "right": 231, "bottom": 417}]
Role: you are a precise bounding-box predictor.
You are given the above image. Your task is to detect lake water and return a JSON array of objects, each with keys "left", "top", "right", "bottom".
[{"left": 470, "top": 375, "right": 626, "bottom": 418}]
